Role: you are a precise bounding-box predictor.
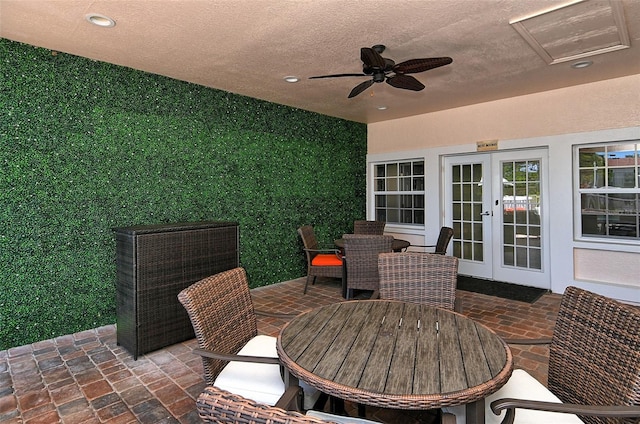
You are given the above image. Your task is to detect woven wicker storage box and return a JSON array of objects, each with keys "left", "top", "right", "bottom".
[{"left": 114, "top": 221, "right": 239, "bottom": 359}]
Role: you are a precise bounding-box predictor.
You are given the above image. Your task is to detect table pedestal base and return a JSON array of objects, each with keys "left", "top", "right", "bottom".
[{"left": 466, "top": 399, "right": 485, "bottom": 424}]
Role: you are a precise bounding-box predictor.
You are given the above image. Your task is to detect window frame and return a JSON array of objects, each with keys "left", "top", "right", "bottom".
[
  {"left": 574, "top": 140, "right": 640, "bottom": 243},
  {"left": 372, "top": 159, "right": 425, "bottom": 226}
]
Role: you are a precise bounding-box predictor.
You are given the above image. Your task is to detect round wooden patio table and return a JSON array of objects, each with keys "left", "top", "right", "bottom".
[{"left": 277, "top": 300, "right": 513, "bottom": 424}]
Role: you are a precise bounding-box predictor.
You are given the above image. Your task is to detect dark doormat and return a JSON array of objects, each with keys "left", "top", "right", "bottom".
[{"left": 457, "top": 274, "right": 548, "bottom": 303}]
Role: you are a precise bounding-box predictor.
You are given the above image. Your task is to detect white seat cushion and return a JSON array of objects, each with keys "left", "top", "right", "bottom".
[
  {"left": 307, "top": 410, "right": 380, "bottom": 423},
  {"left": 214, "top": 334, "right": 321, "bottom": 410},
  {"left": 442, "top": 369, "right": 583, "bottom": 424}
]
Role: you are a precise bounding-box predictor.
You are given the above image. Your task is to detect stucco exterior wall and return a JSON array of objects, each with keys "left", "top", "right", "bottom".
[
  {"left": 366, "top": 74, "right": 640, "bottom": 303},
  {"left": 368, "top": 74, "right": 640, "bottom": 153}
]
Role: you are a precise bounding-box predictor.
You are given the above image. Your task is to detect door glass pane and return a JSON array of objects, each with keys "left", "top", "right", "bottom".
[
  {"left": 452, "top": 161, "right": 484, "bottom": 263},
  {"left": 501, "top": 159, "right": 542, "bottom": 270}
]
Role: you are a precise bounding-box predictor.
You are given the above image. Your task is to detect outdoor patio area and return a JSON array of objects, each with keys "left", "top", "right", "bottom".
[{"left": 0, "top": 277, "right": 561, "bottom": 424}]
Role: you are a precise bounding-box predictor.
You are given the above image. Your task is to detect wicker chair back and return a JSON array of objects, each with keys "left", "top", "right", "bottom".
[
  {"left": 298, "top": 225, "right": 320, "bottom": 252},
  {"left": 547, "top": 286, "right": 640, "bottom": 424},
  {"left": 178, "top": 267, "right": 258, "bottom": 385},
  {"left": 343, "top": 234, "right": 394, "bottom": 295},
  {"left": 434, "top": 226, "right": 454, "bottom": 254},
  {"left": 354, "top": 220, "right": 386, "bottom": 235},
  {"left": 197, "top": 386, "right": 332, "bottom": 424},
  {"left": 377, "top": 252, "right": 459, "bottom": 310}
]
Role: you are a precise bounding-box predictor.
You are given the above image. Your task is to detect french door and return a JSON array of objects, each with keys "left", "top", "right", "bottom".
[{"left": 443, "top": 149, "right": 550, "bottom": 289}]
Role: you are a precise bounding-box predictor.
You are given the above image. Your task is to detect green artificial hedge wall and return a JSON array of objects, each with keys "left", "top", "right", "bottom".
[{"left": 0, "top": 39, "right": 367, "bottom": 350}]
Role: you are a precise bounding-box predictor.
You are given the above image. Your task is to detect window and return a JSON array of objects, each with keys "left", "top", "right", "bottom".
[
  {"left": 576, "top": 142, "right": 639, "bottom": 241},
  {"left": 374, "top": 160, "right": 425, "bottom": 225}
]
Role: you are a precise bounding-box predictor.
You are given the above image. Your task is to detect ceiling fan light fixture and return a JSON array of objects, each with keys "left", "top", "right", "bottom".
[
  {"left": 571, "top": 60, "right": 593, "bottom": 69},
  {"left": 85, "top": 13, "right": 116, "bottom": 28},
  {"left": 284, "top": 76, "right": 299, "bottom": 83}
]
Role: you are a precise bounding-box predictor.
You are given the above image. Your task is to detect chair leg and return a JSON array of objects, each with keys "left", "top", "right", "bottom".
[
  {"left": 303, "top": 276, "right": 316, "bottom": 294},
  {"left": 329, "top": 397, "right": 347, "bottom": 415},
  {"left": 312, "top": 393, "right": 329, "bottom": 411}
]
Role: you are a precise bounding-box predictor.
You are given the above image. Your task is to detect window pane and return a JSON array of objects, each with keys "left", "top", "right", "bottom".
[
  {"left": 473, "top": 223, "right": 483, "bottom": 241},
  {"left": 516, "top": 247, "right": 528, "bottom": 267},
  {"left": 387, "top": 177, "right": 398, "bottom": 191},
  {"left": 473, "top": 242, "right": 483, "bottom": 261},
  {"left": 608, "top": 167, "right": 636, "bottom": 188},
  {"left": 576, "top": 142, "right": 640, "bottom": 241},
  {"left": 387, "top": 163, "right": 398, "bottom": 177},
  {"left": 462, "top": 203, "right": 472, "bottom": 221},
  {"left": 608, "top": 193, "right": 636, "bottom": 214},
  {"left": 413, "top": 195, "right": 424, "bottom": 209},
  {"left": 413, "top": 161, "right": 424, "bottom": 176},
  {"left": 607, "top": 215, "right": 637, "bottom": 238},
  {"left": 462, "top": 165, "right": 471, "bottom": 183},
  {"left": 414, "top": 210, "right": 425, "bottom": 225},
  {"left": 472, "top": 164, "right": 482, "bottom": 183},
  {"left": 579, "top": 146, "right": 606, "bottom": 167},
  {"left": 374, "top": 159, "right": 426, "bottom": 226},
  {"left": 472, "top": 203, "right": 482, "bottom": 220},
  {"left": 453, "top": 240, "right": 461, "bottom": 258},
  {"left": 452, "top": 165, "right": 461, "bottom": 183},
  {"left": 413, "top": 177, "right": 424, "bottom": 191},
  {"left": 504, "top": 246, "right": 514, "bottom": 266},
  {"left": 453, "top": 184, "right": 461, "bottom": 202},
  {"left": 401, "top": 210, "right": 412, "bottom": 223},
  {"left": 453, "top": 202, "right": 461, "bottom": 220},
  {"left": 387, "top": 208, "right": 399, "bottom": 222},
  {"left": 606, "top": 144, "right": 636, "bottom": 166},
  {"left": 399, "top": 162, "right": 411, "bottom": 176},
  {"left": 462, "top": 183, "right": 471, "bottom": 202},
  {"left": 529, "top": 248, "right": 542, "bottom": 270}
]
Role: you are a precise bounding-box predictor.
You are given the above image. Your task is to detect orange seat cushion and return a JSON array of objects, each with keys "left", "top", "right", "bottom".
[{"left": 311, "top": 254, "right": 343, "bottom": 266}]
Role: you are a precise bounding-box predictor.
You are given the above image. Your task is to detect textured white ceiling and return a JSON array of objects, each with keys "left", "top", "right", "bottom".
[{"left": 1, "top": 0, "right": 639, "bottom": 123}]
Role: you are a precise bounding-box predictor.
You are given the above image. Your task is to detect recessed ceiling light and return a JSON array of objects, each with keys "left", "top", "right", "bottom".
[
  {"left": 284, "top": 76, "right": 299, "bottom": 83},
  {"left": 571, "top": 60, "right": 593, "bottom": 69},
  {"left": 377, "top": 106, "right": 387, "bottom": 111},
  {"left": 85, "top": 13, "right": 116, "bottom": 28}
]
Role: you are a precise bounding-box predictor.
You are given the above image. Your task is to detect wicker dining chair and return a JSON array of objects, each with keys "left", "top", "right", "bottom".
[
  {"left": 377, "top": 252, "right": 461, "bottom": 311},
  {"left": 178, "top": 267, "right": 321, "bottom": 409},
  {"left": 405, "top": 226, "right": 454, "bottom": 254},
  {"left": 443, "top": 286, "right": 640, "bottom": 424},
  {"left": 197, "top": 385, "right": 380, "bottom": 424},
  {"left": 343, "top": 234, "right": 394, "bottom": 299},
  {"left": 353, "top": 220, "right": 386, "bottom": 235},
  {"left": 298, "top": 225, "right": 344, "bottom": 294}
]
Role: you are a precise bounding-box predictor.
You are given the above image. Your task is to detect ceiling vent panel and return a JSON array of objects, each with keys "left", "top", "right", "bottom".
[{"left": 510, "top": 0, "right": 630, "bottom": 64}]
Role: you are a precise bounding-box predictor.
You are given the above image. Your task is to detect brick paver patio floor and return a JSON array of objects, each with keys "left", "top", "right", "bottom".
[{"left": 0, "top": 277, "right": 561, "bottom": 423}]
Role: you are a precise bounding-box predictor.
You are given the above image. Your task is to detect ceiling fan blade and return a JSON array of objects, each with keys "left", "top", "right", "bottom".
[
  {"left": 348, "top": 79, "right": 375, "bottom": 98},
  {"left": 386, "top": 74, "right": 425, "bottom": 91},
  {"left": 393, "top": 57, "right": 453, "bottom": 74},
  {"left": 360, "top": 47, "right": 386, "bottom": 69},
  {"left": 309, "top": 73, "right": 367, "bottom": 79}
]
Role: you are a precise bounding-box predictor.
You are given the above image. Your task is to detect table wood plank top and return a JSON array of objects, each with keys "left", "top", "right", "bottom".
[{"left": 277, "top": 300, "right": 513, "bottom": 413}]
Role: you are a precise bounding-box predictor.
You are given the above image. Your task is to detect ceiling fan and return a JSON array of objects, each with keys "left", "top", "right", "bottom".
[{"left": 309, "top": 45, "right": 452, "bottom": 98}]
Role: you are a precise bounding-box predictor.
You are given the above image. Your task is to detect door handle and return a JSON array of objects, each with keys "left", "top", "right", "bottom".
[{"left": 480, "top": 211, "right": 492, "bottom": 216}]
